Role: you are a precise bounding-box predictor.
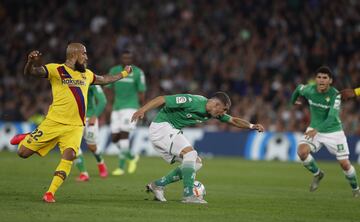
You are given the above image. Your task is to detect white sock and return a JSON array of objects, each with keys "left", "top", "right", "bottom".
[
  {"left": 182, "top": 150, "right": 197, "bottom": 169},
  {"left": 344, "top": 165, "right": 356, "bottom": 177},
  {"left": 303, "top": 154, "right": 314, "bottom": 165},
  {"left": 117, "top": 139, "right": 130, "bottom": 157},
  {"left": 195, "top": 162, "right": 202, "bottom": 171}
]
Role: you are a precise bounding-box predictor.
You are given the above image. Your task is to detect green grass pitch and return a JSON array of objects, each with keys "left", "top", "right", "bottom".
[{"left": 0, "top": 151, "right": 359, "bottom": 222}]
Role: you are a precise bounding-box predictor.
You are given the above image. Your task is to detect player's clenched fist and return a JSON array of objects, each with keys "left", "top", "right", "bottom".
[
  {"left": 120, "top": 65, "right": 132, "bottom": 78},
  {"left": 28, "top": 50, "right": 42, "bottom": 62},
  {"left": 124, "top": 65, "right": 132, "bottom": 74},
  {"left": 251, "top": 124, "right": 265, "bottom": 132}
]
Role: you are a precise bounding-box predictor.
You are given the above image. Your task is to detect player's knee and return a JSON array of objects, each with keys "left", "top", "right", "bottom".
[
  {"left": 298, "top": 152, "right": 308, "bottom": 161},
  {"left": 339, "top": 160, "right": 351, "bottom": 171},
  {"left": 297, "top": 144, "right": 310, "bottom": 161},
  {"left": 180, "top": 147, "right": 195, "bottom": 158},
  {"left": 17, "top": 146, "right": 32, "bottom": 159},
  {"left": 87, "top": 144, "right": 97, "bottom": 153},
  {"left": 182, "top": 149, "right": 198, "bottom": 162},
  {"left": 62, "top": 148, "right": 76, "bottom": 161},
  {"left": 17, "top": 150, "right": 29, "bottom": 159}
]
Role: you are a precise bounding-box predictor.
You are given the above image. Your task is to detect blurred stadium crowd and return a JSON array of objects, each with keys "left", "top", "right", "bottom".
[{"left": 1, "top": 0, "right": 359, "bottom": 134}]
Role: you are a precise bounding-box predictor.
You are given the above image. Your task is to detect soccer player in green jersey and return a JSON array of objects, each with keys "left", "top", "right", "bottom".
[
  {"left": 106, "top": 50, "right": 146, "bottom": 176},
  {"left": 75, "top": 85, "right": 108, "bottom": 181},
  {"left": 291, "top": 66, "right": 360, "bottom": 197},
  {"left": 131, "top": 92, "right": 264, "bottom": 204}
]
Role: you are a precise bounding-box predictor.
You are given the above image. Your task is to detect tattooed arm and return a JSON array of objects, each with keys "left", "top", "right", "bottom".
[
  {"left": 93, "top": 66, "right": 132, "bottom": 85},
  {"left": 24, "top": 50, "right": 47, "bottom": 78}
]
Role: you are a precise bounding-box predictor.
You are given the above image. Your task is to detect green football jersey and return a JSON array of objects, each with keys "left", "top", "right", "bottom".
[
  {"left": 291, "top": 84, "right": 342, "bottom": 133},
  {"left": 86, "top": 85, "right": 107, "bottom": 117},
  {"left": 107, "top": 65, "right": 146, "bottom": 110},
  {"left": 153, "top": 94, "right": 231, "bottom": 129}
]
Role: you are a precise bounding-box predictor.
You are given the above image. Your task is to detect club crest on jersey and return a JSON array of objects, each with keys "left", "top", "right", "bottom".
[
  {"left": 325, "top": 96, "right": 330, "bottom": 102},
  {"left": 176, "top": 96, "right": 187, "bottom": 104}
]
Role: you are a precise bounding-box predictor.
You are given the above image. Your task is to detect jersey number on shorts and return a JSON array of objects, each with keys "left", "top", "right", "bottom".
[
  {"left": 337, "top": 144, "right": 345, "bottom": 152},
  {"left": 30, "top": 129, "right": 43, "bottom": 141},
  {"left": 87, "top": 132, "right": 94, "bottom": 139}
]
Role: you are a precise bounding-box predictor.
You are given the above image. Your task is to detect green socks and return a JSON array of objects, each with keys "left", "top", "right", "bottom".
[
  {"left": 118, "top": 150, "right": 135, "bottom": 169},
  {"left": 124, "top": 150, "right": 135, "bottom": 160},
  {"left": 181, "top": 162, "right": 196, "bottom": 197},
  {"left": 344, "top": 166, "right": 359, "bottom": 190},
  {"left": 154, "top": 163, "right": 196, "bottom": 196},
  {"left": 155, "top": 167, "right": 182, "bottom": 187},
  {"left": 75, "top": 154, "right": 87, "bottom": 173},
  {"left": 118, "top": 151, "right": 126, "bottom": 169},
  {"left": 346, "top": 175, "right": 359, "bottom": 190},
  {"left": 93, "top": 153, "right": 103, "bottom": 163},
  {"left": 303, "top": 154, "right": 320, "bottom": 175}
]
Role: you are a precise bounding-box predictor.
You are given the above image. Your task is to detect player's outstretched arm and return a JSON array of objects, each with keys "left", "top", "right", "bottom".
[
  {"left": 24, "top": 50, "right": 47, "bottom": 78},
  {"left": 93, "top": 65, "right": 132, "bottom": 85},
  {"left": 131, "top": 96, "right": 165, "bottom": 122},
  {"left": 228, "top": 117, "right": 264, "bottom": 132},
  {"left": 340, "top": 88, "right": 359, "bottom": 100},
  {"left": 290, "top": 84, "right": 305, "bottom": 105}
]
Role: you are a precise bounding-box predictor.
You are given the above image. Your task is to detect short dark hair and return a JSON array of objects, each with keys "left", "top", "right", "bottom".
[
  {"left": 316, "top": 66, "right": 333, "bottom": 78},
  {"left": 211, "top": 92, "right": 231, "bottom": 108}
]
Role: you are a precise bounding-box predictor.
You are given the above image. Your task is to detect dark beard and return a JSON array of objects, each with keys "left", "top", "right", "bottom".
[{"left": 75, "top": 61, "right": 86, "bottom": 72}]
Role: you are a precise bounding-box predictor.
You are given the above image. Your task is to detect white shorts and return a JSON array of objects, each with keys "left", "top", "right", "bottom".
[
  {"left": 83, "top": 117, "right": 99, "bottom": 145},
  {"left": 299, "top": 128, "right": 349, "bottom": 160},
  {"left": 149, "top": 122, "right": 192, "bottom": 164},
  {"left": 110, "top": 109, "right": 137, "bottom": 133}
]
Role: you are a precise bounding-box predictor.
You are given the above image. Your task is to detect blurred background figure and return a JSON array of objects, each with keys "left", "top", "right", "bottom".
[{"left": 106, "top": 50, "right": 146, "bottom": 176}]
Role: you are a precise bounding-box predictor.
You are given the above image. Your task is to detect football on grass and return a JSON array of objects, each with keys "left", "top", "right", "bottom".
[{"left": 193, "top": 180, "right": 206, "bottom": 198}]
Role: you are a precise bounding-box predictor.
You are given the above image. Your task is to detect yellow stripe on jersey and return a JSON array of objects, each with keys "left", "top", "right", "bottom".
[{"left": 44, "top": 63, "right": 95, "bottom": 126}]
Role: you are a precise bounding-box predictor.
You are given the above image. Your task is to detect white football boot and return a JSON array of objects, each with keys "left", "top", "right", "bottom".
[
  {"left": 309, "top": 170, "right": 325, "bottom": 192},
  {"left": 181, "top": 195, "right": 208, "bottom": 204},
  {"left": 146, "top": 182, "right": 167, "bottom": 202},
  {"left": 352, "top": 188, "right": 360, "bottom": 198}
]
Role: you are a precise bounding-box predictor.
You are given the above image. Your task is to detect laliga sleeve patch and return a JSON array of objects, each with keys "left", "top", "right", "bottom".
[
  {"left": 176, "top": 96, "right": 187, "bottom": 104},
  {"left": 334, "top": 98, "right": 341, "bottom": 110}
]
